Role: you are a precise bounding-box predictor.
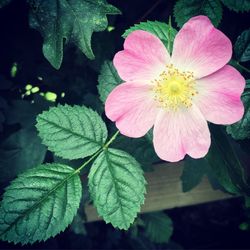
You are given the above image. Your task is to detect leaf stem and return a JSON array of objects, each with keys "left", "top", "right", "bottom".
[
  {"left": 75, "top": 130, "right": 120, "bottom": 173},
  {"left": 103, "top": 130, "right": 120, "bottom": 149},
  {"left": 236, "top": 61, "right": 250, "bottom": 74}
]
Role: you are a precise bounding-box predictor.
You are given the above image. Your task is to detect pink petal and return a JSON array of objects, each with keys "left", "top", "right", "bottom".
[
  {"left": 113, "top": 30, "right": 170, "bottom": 83},
  {"left": 153, "top": 105, "right": 210, "bottom": 162},
  {"left": 171, "top": 15, "right": 232, "bottom": 78},
  {"left": 105, "top": 82, "right": 157, "bottom": 137},
  {"left": 195, "top": 65, "right": 245, "bottom": 125}
]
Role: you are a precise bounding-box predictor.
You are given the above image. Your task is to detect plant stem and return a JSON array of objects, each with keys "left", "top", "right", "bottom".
[
  {"left": 104, "top": 130, "right": 120, "bottom": 149},
  {"left": 75, "top": 130, "right": 120, "bottom": 174},
  {"left": 136, "top": 0, "right": 162, "bottom": 22},
  {"left": 236, "top": 61, "right": 250, "bottom": 74}
]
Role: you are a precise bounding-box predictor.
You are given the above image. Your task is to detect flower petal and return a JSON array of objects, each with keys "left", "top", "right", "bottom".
[
  {"left": 105, "top": 82, "right": 157, "bottom": 137},
  {"left": 171, "top": 15, "right": 232, "bottom": 78},
  {"left": 113, "top": 30, "right": 170, "bottom": 83},
  {"left": 195, "top": 65, "right": 245, "bottom": 125},
  {"left": 153, "top": 105, "right": 210, "bottom": 162}
]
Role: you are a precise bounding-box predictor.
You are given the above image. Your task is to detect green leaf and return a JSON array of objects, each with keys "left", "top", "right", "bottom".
[
  {"left": 221, "top": 0, "right": 250, "bottom": 12},
  {"left": 234, "top": 29, "right": 250, "bottom": 62},
  {"left": 174, "top": 0, "right": 223, "bottom": 27},
  {"left": 29, "top": 0, "right": 121, "bottom": 69},
  {"left": 122, "top": 21, "right": 177, "bottom": 53},
  {"left": 205, "top": 126, "right": 250, "bottom": 195},
  {"left": 142, "top": 212, "right": 173, "bottom": 244},
  {"left": 0, "top": 163, "right": 82, "bottom": 244},
  {"left": 181, "top": 158, "right": 208, "bottom": 192},
  {"left": 0, "top": 128, "right": 47, "bottom": 183},
  {"left": 88, "top": 148, "right": 146, "bottom": 230},
  {"left": 227, "top": 87, "right": 250, "bottom": 140},
  {"left": 97, "top": 60, "right": 122, "bottom": 103},
  {"left": 36, "top": 104, "right": 108, "bottom": 160}
]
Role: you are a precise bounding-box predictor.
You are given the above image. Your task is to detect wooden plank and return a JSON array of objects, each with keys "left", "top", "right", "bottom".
[{"left": 85, "top": 162, "right": 232, "bottom": 222}]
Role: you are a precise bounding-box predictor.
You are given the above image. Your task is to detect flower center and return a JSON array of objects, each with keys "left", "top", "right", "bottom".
[{"left": 152, "top": 64, "right": 198, "bottom": 111}]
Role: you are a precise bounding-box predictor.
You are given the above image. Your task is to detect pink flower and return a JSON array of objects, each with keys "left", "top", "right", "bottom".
[{"left": 105, "top": 16, "right": 245, "bottom": 162}]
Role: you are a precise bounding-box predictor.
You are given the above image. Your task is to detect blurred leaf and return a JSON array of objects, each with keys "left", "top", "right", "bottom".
[
  {"left": 245, "top": 196, "right": 250, "bottom": 208},
  {"left": 97, "top": 60, "right": 122, "bottom": 103},
  {"left": 7, "top": 97, "right": 51, "bottom": 128},
  {"left": 174, "top": 0, "right": 223, "bottom": 27},
  {"left": 0, "top": 75, "right": 12, "bottom": 90},
  {"left": 0, "top": 163, "right": 82, "bottom": 244},
  {"left": 0, "top": 128, "right": 47, "bottom": 183},
  {"left": 29, "top": 0, "right": 120, "bottom": 69},
  {"left": 70, "top": 213, "right": 87, "bottom": 235},
  {"left": 234, "top": 29, "right": 250, "bottom": 62},
  {"left": 123, "top": 21, "right": 177, "bottom": 53},
  {"left": 142, "top": 212, "right": 173, "bottom": 244},
  {"left": 227, "top": 85, "right": 250, "bottom": 140},
  {"left": 82, "top": 93, "right": 104, "bottom": 115},
  {"left": 0, "top": 112, "right": 4, "bottom": 132},
  {"left": 0, "top": 0, "right": 12, "bottom": 8},
  {"left": 181, "top": 158, "right": 208, "bottom": 192},
  {"left": 112, "top": 134, "right": 159, "bottom": 171},
  {"left": 205, "top": 126, "right": 250, "bottom": 195},
  {"left": 221, "top": 0, "right": 250, "bottom": 12},
  {"left": 36, "top": 104, "right": 107, "bottom": 160},
  {"left": 88, "top": 148, "right": 146, "bottom": 230},
  {"left": 88, "top": 31, "right": 117, "bottom": 72}
]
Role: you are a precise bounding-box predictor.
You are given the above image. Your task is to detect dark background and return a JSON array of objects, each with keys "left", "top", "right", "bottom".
[{"left": 0, "top": 0, "right": 250, "bottom": 249}]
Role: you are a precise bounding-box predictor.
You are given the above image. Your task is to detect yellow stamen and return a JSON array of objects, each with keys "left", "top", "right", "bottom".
[{"left": 152, "top": 64, "right": 198, "bottom": 111}]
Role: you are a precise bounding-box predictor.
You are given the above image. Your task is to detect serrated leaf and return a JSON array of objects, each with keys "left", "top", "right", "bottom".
[
  {"left": 88, "top": 148, "right": 146, "bottom": 230},
  {"left": 36, "top": 104, "right": 108, "bottom": 160},
  {"left": 221, "top": 0, "right": 250, "bottom": 12},
  {"left": 174, "top": 0, "right": 223, "bottom": 27},
  {"left": 29, "top": 0, "right": 121, "bottom": 69},
  {"left": 142, "top": 212, "right": 173, "bottom": 244},
  {"left": 205, "top": 126, "right": 250, "bottom": 195},
  {"left": 234, "top": 29, "right": 250, "bottom": 62},
  {"left": 122, "top": 21, "right": 177, "bottom": 52},
  {"left": 227, "top": 87, "right": 250, "bottom": 140},
  {"left": 0, "top": 128, "right": 47, "bottom": 184},
  {"left": 181, "top": 158, "right": 208, "bottom": 192},
  {"left": 0, "top": 163, "right": 82, "bottom": 244},
  {"left": 97, "top": 60, "right": 122, "bottom": 103}
]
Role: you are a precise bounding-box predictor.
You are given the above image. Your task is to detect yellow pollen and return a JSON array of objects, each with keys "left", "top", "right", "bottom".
[{"left": 152, "top": 64, "right": 198, "bottom": 111}]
